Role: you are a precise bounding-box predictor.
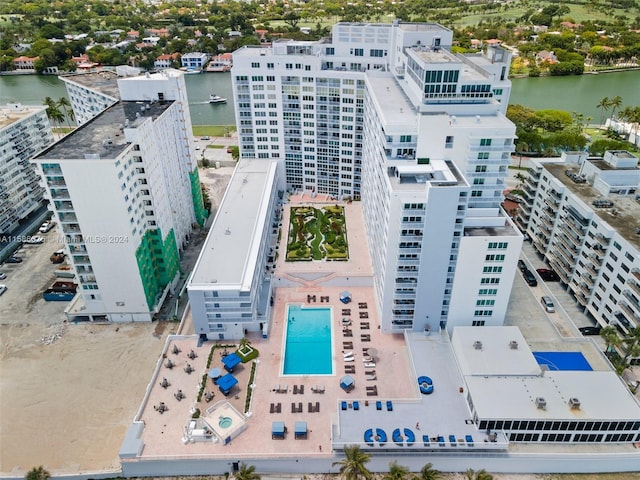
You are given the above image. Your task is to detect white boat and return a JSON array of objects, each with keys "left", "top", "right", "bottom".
[{"left": 209, "top": 94, "right": 227, "bottom": 104}]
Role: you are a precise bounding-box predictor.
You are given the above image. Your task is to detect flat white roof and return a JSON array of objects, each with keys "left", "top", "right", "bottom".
[
  {"left": 467, "top": 371, "right": 640, "bottom": 421},
  {"left": 452, "top": 326, "right": 541, "bottom": 376},
  {"left": 189, "top": 159, "right": 278, "bottom": 289},
  {"left": 453, "top": 327, "right": 640, "bottom": 421},
  {"left": 366, "top": 72, "right": 416, "bottom": 130}
]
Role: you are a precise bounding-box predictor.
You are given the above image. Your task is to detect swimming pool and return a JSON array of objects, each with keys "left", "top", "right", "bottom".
[
  {"left": 533, "top": 351, "right": 593, "bottom": 371},
  {"left": 283, "top": 305, "right": 333, "bottom": 375}
]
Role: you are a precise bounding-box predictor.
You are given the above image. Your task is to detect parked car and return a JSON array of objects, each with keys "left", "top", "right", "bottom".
[
  {"left": 0, "top": 272, "right": 6, "bottom": 280},
  {"left": 5, "top": 256, "right": 22, "bottom": 263},
  {"left": 201, "top": 136, "right": 210, "bottom": 140},
  {"left": 540, "top": 296, "right": 555, "bottom": 313},
  {"left": 518, "top": 259, "right": 527, "bottom": 272},
  {"left": 579, "top": 326, "right": 602, "bottom": 336},
  {"left": 536, "top": 268, "right": 560, "bottom": 282},
  {"left": 39, "top": 221, "right": 55, "bottom": 233},
  {"left": 522, "top": 268, "right": 538, "bottom": 287},
  {"left": 24, "top": 236, "right": 45, "bottom": 244},
  {"left": 0, "top": 284, "right": 6, "bottom": 296}
]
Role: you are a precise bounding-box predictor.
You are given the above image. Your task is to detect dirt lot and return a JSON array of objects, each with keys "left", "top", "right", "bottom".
[{"left": 0, "top": 165, "right": 235, "bottom": 476}]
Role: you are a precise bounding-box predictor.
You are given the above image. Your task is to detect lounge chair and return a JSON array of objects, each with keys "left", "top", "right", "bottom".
[
  {"left": 449, "top": 434, "right": 457, "bottom": 446},
  {"left": 341, "top": 401, "right": 348, "bottom": 411},
  {"left": 343, "top": 351, "right": 353, "bottom": 357},
  {"left": 376, "top": 401, "right": 382, "bottom": 410},
  {"left": 422, "top": 435, "right": 431, "bottom": 447},
  {"left": 392, "top": 428, "right": 403, "bottom": 445},
  {"left": 353, "top": 401, "right": 359, "bottom": 410},
  {"left": 281, "top": 384, "right": 288, "bottom": 393},
  {"left": 386, "top": 400, "right": 393, "bottom": 411},
  {"left": 366, "top": 373, "right": 377, "bottom": 381},
  {"left": 362, "top": 355, "right": 373, "bottom": 362},
  {"left": 315, "top": 401, "right": 320, "bottom": 412},
  {"left": 465, "top": 434, "right": 474, "bottom": 447},
  {"left": 364, "top": 428, "right": 374, "bottom": 446},
  {"left": 276, "top": 403, "right": 281, "bottom": 413},
  {"left": 376, "top": 428, "right": 387, "bottom": 445},
  {"left": 364, "top": 362, "right": 376, "bottom": 368},
  {"left": 274, "top": 384, "right": 280, "bottom": 392},
  {"left": 404, "top": 428, "right": 415, "bottom": 446},
  {"left": 344, "top": 355, "right": 355, "bottom": 362},
  {"left": 270, "top": 403, "right": 275, "bottom": 413}
]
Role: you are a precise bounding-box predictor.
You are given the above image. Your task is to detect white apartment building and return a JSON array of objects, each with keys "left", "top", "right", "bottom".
[
  {"left": 232, "top": 22, "right": 521, "bottom": 333},
  {"left": 188, "top": 159, "right": 282, "bottom": 340},
  {"left": 60, "top": 71, "right": 120, "bottom": 125},
  {"left": 0, "top": 103, "right": 54, "bottom": 235},
  {"left": 181, "top": 52, "right": 209, "bottom": 70},
  {"left": 518, "top": 151, "right": 640, "bottom": 341},
  {"left": 33, "top": 69, "right": 207, "bottom": 322}
]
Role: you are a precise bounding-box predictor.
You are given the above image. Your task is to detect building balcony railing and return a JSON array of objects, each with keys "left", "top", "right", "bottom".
[
  {"left": 619, "top": 301, "right": 640, "bottom": 323},
  {"left": 583, "top": 263, "right": 598, "bottom": 277},
  {"left": 540, "top": 216, "right": 554, "bottom": 230},
  {"left": 627, "top": 279, "right": 640, "bottom": 297},
  {"left": 544, "top": 197, "right": 559, "bottom": 209},
  {"left": 560, "top": 218, "right": 586, "bottom": 237},
  {"left": 622, "top": 290, "right": 640, "bottom": 312}
]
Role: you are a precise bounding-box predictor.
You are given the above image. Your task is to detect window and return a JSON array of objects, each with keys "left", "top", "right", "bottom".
[
  {"left": 477, "top": 152, "right": 489, "bottom": 160},
  {"left": 471, "top": 190, "right": 482, "bottom": 197},
  {"left": 475, "top": 165, "right": 487, "bottom": 172},
  {"left": 473, "top": 178, "right": 485, "bottom": 185},
  {"left": 326, "top": 47, "right": 335, "bottom": 55},
  {"left": 370, "top": 49, "right": 384, "bottom": 57},
  {"left": 480, "top": 138, "right": 492, "bottom": 146},
  {"left": 251, "top": 62, "right": 260, "bottom": 68},
  {"left": 472, "top": 320, "right": 485, "bottom": 326},
  {"left": 488, "top": 242, "right": 508, "bottom": 249},
  {"left": 445, "top": 136, "right": 454, "bottom": 149}
]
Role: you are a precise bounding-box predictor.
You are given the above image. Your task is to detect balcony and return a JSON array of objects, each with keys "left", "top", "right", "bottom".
[
  {"left": 619, "top": 302, "right": 640, "bottom": 324},
  {"left": 622, "top": 290, "right": 640, "bottom": 311},
  {"left": 561, "top": 218, "right": 585, "bottom": 237},
  {"left": 627, "top": 279, "right": 640, "bottom": 297},
  {"left": 583, "top": 263, "right": 598, "bottom": 277},
  {"left": 594, "top": 233, "right": 611, "bottom": 247},
  {"left": 50, "top": 190, "right": 70, "bottom": 200}
]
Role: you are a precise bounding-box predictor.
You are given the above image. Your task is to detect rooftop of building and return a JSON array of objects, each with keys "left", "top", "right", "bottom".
[
  {"left": 366, "top": 72, "right": 416, "bottom": 131},
  {"left": 59, "top": 71, "right": 121, "bottom": 100},
  {"left": 453, "top": 327, "right": 640, "bottom": 421},
  {"left": 0, "top": 103, "right": 47, "bottom": 129},
  {"left": 464, "top": 220, "right": 520, "bottom": 237},
  {"left": 189, "top": 159, "right": 278, "bottom": 288},
  {"left": 543, "top": 162, "right": 640, "bottom": 250},
  {"left": 34, "top": 100, "right": 173, "bottom": 161},
  {"left": 397, "top": 22, "right": 452, "bottom": 33}
]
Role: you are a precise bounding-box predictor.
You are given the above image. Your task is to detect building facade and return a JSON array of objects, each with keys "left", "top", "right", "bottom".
[
  {"left": 33, "top": 69, "right": 206, "bottom": 322},
  {"left": 232, "top": 22, "right": 521, "bottom": 333},
  {"left": 517, "top": 151, "right": 640, "bottom": 342},
  {"left": 0, "top": 103, "right": 54, "bottom": 235},
  {"left": 188, "top": 159, "right": 282, "bottom": 339}
]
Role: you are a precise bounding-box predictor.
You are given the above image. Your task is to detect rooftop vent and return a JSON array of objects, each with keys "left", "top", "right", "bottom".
[
  {"left": 569, "top": 397, "right": 581, "bottom": 409},
  {"left": 509, "top": 340, "right": 518, "bottom": 349},
  {"left": 535, "top": 397, "right": 547, "bottom": 410},
  {"left": 225, "top": 227, "right": 231, "bottom": 235},
  {"left": 473, "top": 340, "right": 483, "bottom": 350}
]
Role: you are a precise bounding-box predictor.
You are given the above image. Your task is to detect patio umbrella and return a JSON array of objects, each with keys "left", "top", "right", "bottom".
[
  {"left": 339, "top": 291, "right": 352, "bottom": 304},
  {"left": 366, "top": 348, "right": 378, "bottom": 358},
  {"left": 208, "top": 367, "right": 222, "bottom": 379},
  {"left": 340, "top": 374, "right": 355, "bottom": 392}
]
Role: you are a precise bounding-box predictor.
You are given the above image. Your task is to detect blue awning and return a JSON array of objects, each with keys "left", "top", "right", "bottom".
[
  {"left": 215, "top": 373, "right": 238, "bottom": 394},
  {"left": 272, "top": 421, "right": 285, "bottom": 437},
  {"left": 222, "top": 352, "right": 242, "bottom": 372},
  {"left": 294, "top": 421, "right": 307, "bottom": 438}
]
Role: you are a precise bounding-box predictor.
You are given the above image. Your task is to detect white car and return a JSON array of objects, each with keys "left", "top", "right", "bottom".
[
  {"left": 39, "top": 221, "right": 55, "bottom": 233},
  {"left": 0, "top": 284, "right": 7, "bottom": 296},
  {"left": 0, "top": 272, "right": 6, "bottom": 280},
  {"left": 24, "top": 236, "right": 45, "bottom": 244}
]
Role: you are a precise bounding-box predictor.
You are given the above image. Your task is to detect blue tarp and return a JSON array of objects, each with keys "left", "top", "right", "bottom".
[
  {"left": 272, "top": 421, "right": 285, "bottom": 438},
  {"left": 215, "top": 373, "right": 238, "bottom": 394},
  {"left": 222, "top": 352, "right": 242, "bottom": 372}
]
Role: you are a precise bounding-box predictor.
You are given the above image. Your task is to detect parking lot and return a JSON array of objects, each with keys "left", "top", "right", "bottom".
[{"left": 0, "top": 227, "right": 68, "bottom": 329}]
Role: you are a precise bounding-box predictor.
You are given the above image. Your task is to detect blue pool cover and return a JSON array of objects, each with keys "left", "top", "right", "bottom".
[{"left": 533, "top": 351, "right": 593, "bottom": 371}]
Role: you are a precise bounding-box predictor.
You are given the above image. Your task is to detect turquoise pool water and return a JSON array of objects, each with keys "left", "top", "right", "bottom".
[{"left": 283, "top": 305, "right": 333, "bottom": 375}]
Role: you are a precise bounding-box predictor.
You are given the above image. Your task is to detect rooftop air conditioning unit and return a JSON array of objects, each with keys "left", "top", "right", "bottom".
[
  {"left": 473, "top": 340, "right": 483, "bottom": 350},
  {"left": 569, "top": 397, "right": 581, "bottom": 409},
  {"left": 509, "top": 340, "right": 518, "bottom": 349},
  {"left": 535, "top": 397, "right": 547, "bottom": 410}
]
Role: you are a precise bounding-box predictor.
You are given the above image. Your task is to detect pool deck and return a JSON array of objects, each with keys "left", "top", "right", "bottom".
[{"left": 133, "top": 198, "right": 415, "bottom": 459}]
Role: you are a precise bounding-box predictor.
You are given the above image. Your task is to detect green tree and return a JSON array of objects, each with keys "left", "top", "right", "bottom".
[
  {"left": 57, "top": 97, "right": 75, "bottom": 129},
  {"left": 596, "top": 97, "right": 610, "bottom": 126},
  {"left": 609, "top": 95, "right": 623, "bottom": 119},
  {"left": 332, "top": 445, "right": 373, "bottom": 480},
  {"left": 601, "top": 325, "right": 621, "bottom": 354},
  {"left": 25, "top": 467, "right": 50, "bottom": 480},
  {"left": 418, "top": 463, "right": 442, "bottom": 480},
  {"left": 383, "top": 461, "right": 411, "bottom": 480},
  {"left": 465, "top": 469, "right": 493, "bottom": 480},
  {"left": 234, "top": 463, "right": 260, "bottom": 480}
]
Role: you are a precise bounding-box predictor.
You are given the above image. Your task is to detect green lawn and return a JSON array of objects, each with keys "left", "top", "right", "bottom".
[
  {"left": 192, "top": 125, "right": 236, "bottom": 137},
  {"left": 207, "top": 144, "right": 225, "bottom": 149}
]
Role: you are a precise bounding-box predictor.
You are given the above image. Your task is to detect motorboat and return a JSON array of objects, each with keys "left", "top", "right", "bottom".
[{"left": 209, "top": 94, "right": 227, "bottom": 104}]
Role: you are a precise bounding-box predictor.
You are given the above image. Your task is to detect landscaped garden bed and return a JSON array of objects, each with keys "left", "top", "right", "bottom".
[{"left": 286, "top": 205, "right": 349, "bottom": 261}]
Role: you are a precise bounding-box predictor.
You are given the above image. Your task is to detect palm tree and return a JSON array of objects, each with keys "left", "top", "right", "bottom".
[
  {"left": 25, "top": 467, "right": 50, "bottom": 480},
  {"left": 57, "top": 96, "right": 75, "bottom": 129},
  {"left": 513, "top": 172, "right": 527, "bottom": 189},
  {"left": 600, "top": 325, "right": 620, "bottom": 354},
  {"left": 609, "top": 95, "right": 623, "bottom": 120},
  {"left": 332, "top": 445, "right": 373, "bottom": 480},
  {"left": 234, "top": 463, "right": 260, "bottom": 480},
  {"left": 465, "top": 469, "right": 494, "bottom": 480},
  {"left": 383, "top": 461, "right": 411, "bottom": 480},
  {"left": 596, "top": 96, "right": 610, "bottom": 126},
  {"left": 418, "top": 463, "right": 442, "bottom": 480},
  {"left": 239, "top": 336, "right": 250, "bottom": 349}
]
